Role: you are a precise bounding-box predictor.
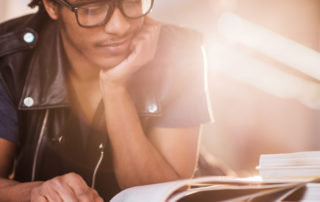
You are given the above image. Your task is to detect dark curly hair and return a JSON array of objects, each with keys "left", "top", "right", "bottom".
[{"left": 29, "top": 0, "right": 43, "bottom": 8}]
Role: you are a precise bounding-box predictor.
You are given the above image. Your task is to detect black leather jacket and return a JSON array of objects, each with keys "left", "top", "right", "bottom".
[{"left": 0, "top": 9, "right": 208, "bottom": 200}]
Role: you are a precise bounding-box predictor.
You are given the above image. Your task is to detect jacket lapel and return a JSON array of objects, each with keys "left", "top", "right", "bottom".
[{"left": 19, "top": 21, "right": 69, "bottom": 110}]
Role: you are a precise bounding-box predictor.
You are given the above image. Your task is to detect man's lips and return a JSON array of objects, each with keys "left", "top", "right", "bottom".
[{"left": 95, "top": 40, "right": 131, "bottom": 55}]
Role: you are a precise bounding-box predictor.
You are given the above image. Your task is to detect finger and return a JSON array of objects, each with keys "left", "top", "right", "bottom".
[
  {"left": 63, "top": 173, "right": 91, "bottom": 196},
  {"left": 143, "top": 16, "right": 159, "bottom": 26},
  {"left": 139, "top": 24, "right": 161, "bottom": 44},
  {"left": 31, "top": 188, "right": 49, "bottom": 202},
  {"left": 140, "top": 24, "right": 160, "bottom": 37},
  {"left": 42, "top": 194, "right": 60, "bottom": 202},
  {"left": 130, "top": 35, "right": 145, "bottom": 51},
  {"left": 131, "top": 27, "right": 156, "bottom": 48},
  {"left": 53, "top": 177, "right": 78, "bottom": 202},
  {"left": 95, "top": 195, "right": 105, "bottom": 202},
  {"left": 135, "top": 22, "right": 159, "bottom": 41},
  {"left": 39, "top": 181, "right": 63, "bottom": 202},
  {"left": 78, "top": 188, "right": 103, "bottom": 202},
  {"left": 31, "top": 195, "right": 48, "bottom": 202},
  {"left": 55, "top": 173, "right": 102, "bottom": 202},
  {"left": 131, "top": 21, "right": 160, "bottom": 50},
  {"left": 92, "top": 188, "right": 104, "bottom": 202},
  {"left": 78, "top": 191, "right": 95, "bottom": 202},
  {"left": 142, "top": 19, "right": 161, "bottom": 36}
]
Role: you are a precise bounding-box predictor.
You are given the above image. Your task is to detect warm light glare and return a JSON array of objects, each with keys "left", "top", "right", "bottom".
[
  {"left": 208, "top": 44, "right": 320, "bottom": 109},
  {"left": 201, "top": 45, "right": 215, "bottom": 122},
  {"left": 218, "top": 13, "right": 320, "bottom": 81},
  {"left": 244, "top": 176, "right": 263, "bottom": 182}
]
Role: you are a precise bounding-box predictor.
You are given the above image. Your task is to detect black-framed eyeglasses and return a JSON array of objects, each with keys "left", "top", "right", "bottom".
[{"left": 52, "top": 0, "right": 154, "bottom": 28}]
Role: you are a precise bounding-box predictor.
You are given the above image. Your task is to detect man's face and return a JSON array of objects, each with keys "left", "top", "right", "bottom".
[{"left": 57, "top": 0, "right": 144, "bottom": 69}]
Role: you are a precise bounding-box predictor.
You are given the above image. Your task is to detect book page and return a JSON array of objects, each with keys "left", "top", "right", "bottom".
[
  {"left": 168, "top": 182, "right": 305, "bottom": 202},
  {"left": 110, "top": 176, "right": 308, "bottom": 202}
]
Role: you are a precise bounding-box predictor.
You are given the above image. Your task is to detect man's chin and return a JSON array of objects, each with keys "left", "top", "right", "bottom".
[{"left": 94, "top": 54, "right": 128, "bottom": 70}]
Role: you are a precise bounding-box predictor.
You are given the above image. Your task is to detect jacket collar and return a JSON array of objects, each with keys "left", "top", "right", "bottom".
[{"left": 19, "top": 21, "right": 70, "bottom": 110}]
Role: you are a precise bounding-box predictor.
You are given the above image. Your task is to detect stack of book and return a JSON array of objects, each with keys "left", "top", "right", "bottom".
[
  {"left": 258, "top": 151, "right": 320, "bottom": 179},
  {"left": 257, "top": 151, "right": 320, "bottom": 201},
  {"left": 110, "top": 151, "right": 320, "bottom": 202}
]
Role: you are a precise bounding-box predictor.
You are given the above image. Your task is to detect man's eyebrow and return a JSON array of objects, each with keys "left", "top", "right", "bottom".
[
  {"left": 68, "top": 0, "right": 93, "bottom": 4},
  {"left": 71, "top": 0, "right": 105, "bottom": 3},
  {"left": 72, "top": 0, "right": 90, "bottom": 3}
]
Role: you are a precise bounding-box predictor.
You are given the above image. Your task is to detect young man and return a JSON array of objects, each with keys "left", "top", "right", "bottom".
[{"left": 0, "top": 0, "right": 211, "bottom": 201}]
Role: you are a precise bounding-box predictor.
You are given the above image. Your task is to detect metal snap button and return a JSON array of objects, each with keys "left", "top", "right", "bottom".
[
  {"left": 51, "top": 136, "right": 64, "bottom": 144},
  {"left": 58, "top": 136, "right": 64, "bottom": 143},
  {"left": 23, "top": 32, "right": 35, "bottom": 43},
  {"left": 147, "top": 104, "right": 158, "bottom": 113},
  {"left": 99, "top": 143, "right": 104, "bottom": 150},
  {"left": 23, "top": 97, "right": 34, "bottom": 107}
]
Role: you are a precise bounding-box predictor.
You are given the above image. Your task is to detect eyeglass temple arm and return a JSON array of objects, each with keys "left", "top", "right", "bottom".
[{"left": 52, "top": 0, "right": 76, "bottom": 11}]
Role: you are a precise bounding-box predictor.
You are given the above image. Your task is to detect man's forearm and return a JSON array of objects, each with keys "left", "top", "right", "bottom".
[
  {"left": 102, "top": 85, "right": 181, "bottom": 189},
  {"left": 0, "top": 178, "right": 42, "bottom": 201}
]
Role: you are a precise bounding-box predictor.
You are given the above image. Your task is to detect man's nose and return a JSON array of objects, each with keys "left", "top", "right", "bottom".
[{"left": 104, "top": 8, "right": 130, "bottom": 36}]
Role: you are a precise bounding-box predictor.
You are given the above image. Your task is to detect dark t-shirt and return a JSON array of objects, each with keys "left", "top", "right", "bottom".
[{"left": 0, "top": 82, "right": 18, "bottom": 143}]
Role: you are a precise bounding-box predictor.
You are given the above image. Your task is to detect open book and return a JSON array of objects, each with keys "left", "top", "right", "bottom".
[
  {"left": 111, "top": 151, "right": 320, "bottom": 202},
  {"left": 110, "top": 176, "right": 319, "bottom": 202}
]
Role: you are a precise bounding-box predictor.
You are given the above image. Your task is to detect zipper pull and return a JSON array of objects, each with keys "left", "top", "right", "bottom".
[{"left": 91, "top": 142, "right": 105, "bottom": 189}]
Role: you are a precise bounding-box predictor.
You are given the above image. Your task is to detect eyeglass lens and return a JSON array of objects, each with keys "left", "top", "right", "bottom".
[{"left": 76, "top": 0, "right": 152, "bottom": 27}]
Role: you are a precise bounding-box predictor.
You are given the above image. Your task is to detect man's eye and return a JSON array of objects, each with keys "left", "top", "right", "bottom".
[
  {"left": 83, "top": 7, "right": 103, "bottom": 14},
  {"left": 79, "top": 3, "right": 108, "bottom": 15}
]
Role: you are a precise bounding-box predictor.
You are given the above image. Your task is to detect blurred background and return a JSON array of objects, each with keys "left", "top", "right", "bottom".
[{"left": 1, "top": 0, "right": 320, "bottom": 176}]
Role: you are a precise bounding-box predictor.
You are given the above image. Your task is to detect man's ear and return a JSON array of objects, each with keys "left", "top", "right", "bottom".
[{"left": 42, "top": 0, "right": 59, "bottom": 20}]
